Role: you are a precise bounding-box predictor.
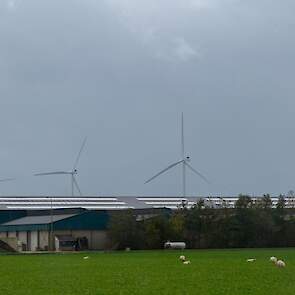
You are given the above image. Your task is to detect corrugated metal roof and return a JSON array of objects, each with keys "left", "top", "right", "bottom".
[
  {"left": 0, "top": 196, "right": 292, "bottom": 210},
  {"left": 2, "top": 214, "right": 76, "bottom": 226}
]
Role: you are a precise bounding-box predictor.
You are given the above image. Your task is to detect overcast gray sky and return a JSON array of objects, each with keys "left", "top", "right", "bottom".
[{"left": 0, "top": 0, "right": 294, "bottom": 196}]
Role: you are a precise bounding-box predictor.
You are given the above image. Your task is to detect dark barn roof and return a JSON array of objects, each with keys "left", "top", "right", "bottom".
[
  {"left": 0, "top": 210, "right": 109, "bottom": 232},
  {"left": 3, "top": 214, "right": 76, "bottom": 226}
]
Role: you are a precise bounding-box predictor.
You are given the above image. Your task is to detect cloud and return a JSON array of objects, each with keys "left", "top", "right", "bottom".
[
  {"left": 189, "top": 0, "right": 218, "bottom": 9},
  {"left": 103, "top": 0, "right": 209, "bottom": 62},
  {"left": 173, "top": 38, "right": 199, "bottom": 61},
  {"left": 105, "top": 0, "right": 217, "bottom": 13},
  {"left": 142, "top": 30, "right": 200, "bottom": 62},
  {"left": 7, "top": 0, "right": 17, "bottom": 10}
]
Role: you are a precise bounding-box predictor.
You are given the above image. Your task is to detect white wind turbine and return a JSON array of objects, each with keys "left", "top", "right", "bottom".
[
  {"left": 145, "top": 113, "right": 209, "bottom": 198},
  {"left": 34, "top": 138, "right": 87, "bottom": 196}
]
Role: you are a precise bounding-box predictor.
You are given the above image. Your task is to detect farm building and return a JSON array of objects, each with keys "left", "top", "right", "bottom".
[
  {"left": 0, "top": 194, "right": 293, "bottom": 252},
  {"left": 0, "top": 196, "right": 293, "bottom": 210},
  {"left": 0, "top": 210, "right": 109, "bottom": 251},
  {"left": 0, "top": 207, "right": 168, "bottom": 252}
]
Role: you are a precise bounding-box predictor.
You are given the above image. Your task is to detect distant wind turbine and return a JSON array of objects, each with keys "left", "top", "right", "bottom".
[
  {"left": 34, "top": 137, "right": 87, "bottom": 196},
  {"left": 145, "top": 113, "right": 210, "bottom": 198}
]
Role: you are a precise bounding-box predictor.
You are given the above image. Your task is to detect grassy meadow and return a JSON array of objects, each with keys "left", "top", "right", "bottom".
[{"left": 0, "top": 249, "right": 294, "bottom": 295}]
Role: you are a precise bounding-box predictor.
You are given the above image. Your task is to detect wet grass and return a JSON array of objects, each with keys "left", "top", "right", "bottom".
[{"left": 0, "top": 248, "right": 294, "bottom": 294}]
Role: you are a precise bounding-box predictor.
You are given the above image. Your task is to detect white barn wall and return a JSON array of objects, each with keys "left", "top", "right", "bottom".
[
  {"left": 52, "top": 230, "right": 108, "bottom": 250},
  {"left": 18, "top": 231, "right": 27, "bottom": 247},
  {"left": 8, "top": 231, "right": 16, "bottom": 238},
  {"left": 39, "top": 231, "right": 49, "bottom": 249},
  {"left": 0, "top": 229, "right": 110, "bottom": 251},
  {"left": 0, "top": 232, "right": 6, "bottom": 238},
  {"left": 90, "top": 231, "right": 108, "bottom": 249},
  {"left": 30, "top": 231, "right": 38, "bottom": 251}
]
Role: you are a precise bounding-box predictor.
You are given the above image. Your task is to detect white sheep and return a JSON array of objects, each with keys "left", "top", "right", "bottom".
[
  {"left": 276, "top": 260, "right": 286, "bottom": 268},
  {"left": 270, "top": 256, "right": 277, "bottom": 263},
  {"left": 183, "top": 260, "right": 191, "bottom": 265},
  {"left": 179, "top": 255, "right": 186, "bottom": 261},
  {"left": 247, "top": 258, "right": 256, "bottom": 262},
  {"left": 83, "top": 256, "right": 89, "bottom": 260}
]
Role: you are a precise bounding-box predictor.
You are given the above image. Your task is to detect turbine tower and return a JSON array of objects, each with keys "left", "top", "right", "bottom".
[
  {"left": 34, "top": 137, "right": 87, "bottom": 196},
  {"left": 145, "top": 113, "right": 209, "bottom": 198}
]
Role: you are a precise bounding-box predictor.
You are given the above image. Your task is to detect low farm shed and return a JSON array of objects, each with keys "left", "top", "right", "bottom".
[{"left": 0, "top": 210, "right": 109, "bottom": 251}]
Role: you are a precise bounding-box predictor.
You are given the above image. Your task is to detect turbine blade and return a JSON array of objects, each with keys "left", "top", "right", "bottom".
[
  {"left": 185, "top": 163, "right": 210, "bottom": 184},
  {"left": 0, "top": 178, "right": 15, "bottom": 182},
  {"left": 145, "top": 160, "right": 183, "bottom": 184},
  {"left": 34, "top": 171, "right": 70, "bottom": 176},
  {"left": 73, "top": 176, "right": 82, "bottom": 196},
  {"left": 73, "top": 137, "right": 87, "bottom": 170}
]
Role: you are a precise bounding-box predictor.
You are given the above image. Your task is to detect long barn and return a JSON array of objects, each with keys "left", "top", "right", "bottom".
[
  {"left": 0, "top": 195, "right": 293, "bottom": 252},
  {"left": 0, "top": 196, "right": 293, "bottom": 210}
]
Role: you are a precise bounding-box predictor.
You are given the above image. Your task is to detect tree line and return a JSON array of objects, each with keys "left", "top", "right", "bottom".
[{"left": 108, "top": 194, "right": 295, "bottom": 249}]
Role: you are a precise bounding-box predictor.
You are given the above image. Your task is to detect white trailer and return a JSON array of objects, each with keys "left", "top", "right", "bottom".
[{"left": 164, "top": 241, "right": 186, "bottom": 250}]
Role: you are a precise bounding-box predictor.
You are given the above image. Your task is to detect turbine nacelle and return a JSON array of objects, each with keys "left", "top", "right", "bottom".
[
  {"left": 34, "top": 137, "right": 87, "bottom": 196},
  {"left": 145, "top": 113, "right": 210, "bottom": 196}
]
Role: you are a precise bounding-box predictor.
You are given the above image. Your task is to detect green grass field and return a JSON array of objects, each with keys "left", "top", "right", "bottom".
[{"left": 0, "top": 249, "right": 294, "bottom": 295}]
